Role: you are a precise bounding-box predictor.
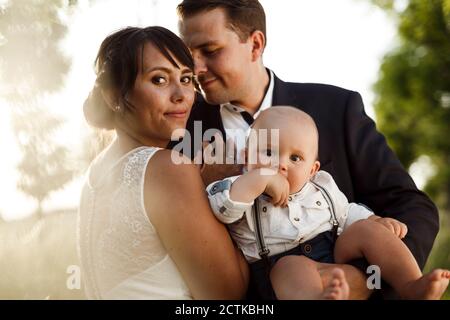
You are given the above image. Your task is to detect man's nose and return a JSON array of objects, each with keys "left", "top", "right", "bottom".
[{"left": 193, "top": 54, "right": 207, "bottom": 75}]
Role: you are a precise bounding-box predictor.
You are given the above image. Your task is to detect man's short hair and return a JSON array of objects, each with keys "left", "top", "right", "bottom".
[{"left": 177, "top": 0, "right": 266, "bottom": 45}]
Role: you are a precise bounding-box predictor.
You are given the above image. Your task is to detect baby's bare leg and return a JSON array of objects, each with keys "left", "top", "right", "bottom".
[
  {"left": 270, "top": 255, "right": 349, "bottom": 300},
  {"left": 335, "top": 219, "right": 450, "bottom": 299}
]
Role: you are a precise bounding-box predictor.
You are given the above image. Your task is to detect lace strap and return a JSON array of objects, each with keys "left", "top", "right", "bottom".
[{"left": 122, "top": 147, "right": 162, "bottom": 199}]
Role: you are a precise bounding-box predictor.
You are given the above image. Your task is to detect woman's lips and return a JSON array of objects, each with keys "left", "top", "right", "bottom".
[{"left": 165, "top": 110, "right": 188, "bottom": 119}]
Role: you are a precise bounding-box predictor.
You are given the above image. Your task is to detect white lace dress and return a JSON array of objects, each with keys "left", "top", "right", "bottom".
[{"left": 77, "top": 146, "right": 192, "bottom": 299}]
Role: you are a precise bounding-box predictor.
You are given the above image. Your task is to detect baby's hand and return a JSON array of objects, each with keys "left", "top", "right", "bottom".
[
  {"left": 264, "top": 173, "right": 290, "bottom": 207},
  {"left": 375, "top": 217, "right": 408, "bottom": 239}
]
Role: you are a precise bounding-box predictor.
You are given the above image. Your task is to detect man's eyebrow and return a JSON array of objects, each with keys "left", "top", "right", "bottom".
[{"left": 193, "top": 41, "right": 219, "bottom": 49}]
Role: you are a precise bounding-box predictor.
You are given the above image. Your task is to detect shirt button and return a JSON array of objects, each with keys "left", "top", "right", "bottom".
[
  {"left": 294, "top": 217, "right": 300, "bottom": 221},
  {"left": 316, "top": 201, "right": 322, "bottom": 206},
  {"left": 288, "top": 196, "right": 293, "bottom": 201},
  {"left": 262, "top": 206, "right": 267, "bottom": 212},
  {"left": 304, "top": 244, "right": 312, "bottom": 254}
]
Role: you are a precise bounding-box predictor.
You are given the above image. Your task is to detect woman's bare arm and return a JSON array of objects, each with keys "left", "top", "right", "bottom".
[{"left": 144, "top": 150, "right": 248, "bottom": 299}]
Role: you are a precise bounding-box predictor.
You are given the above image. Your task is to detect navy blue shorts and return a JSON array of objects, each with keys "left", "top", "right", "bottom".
[{"left": 247, "top": 231, "right": 336, "bottom": 300}]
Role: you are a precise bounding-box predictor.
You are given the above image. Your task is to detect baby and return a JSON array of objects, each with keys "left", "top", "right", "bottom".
[{"left": 206, "top": 106, "right": 450, "bottom": 300}]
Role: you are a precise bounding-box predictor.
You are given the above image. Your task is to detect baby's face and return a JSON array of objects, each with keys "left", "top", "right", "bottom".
[{"left": 246, "top": 114, "right": 320, "bottom": 194}]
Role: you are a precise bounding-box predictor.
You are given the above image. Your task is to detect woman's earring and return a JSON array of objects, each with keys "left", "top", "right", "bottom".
[{"left": 113, "top": 105, "right": 121, "bottom": 112}]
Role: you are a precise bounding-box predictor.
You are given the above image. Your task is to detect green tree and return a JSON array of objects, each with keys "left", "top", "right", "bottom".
[
  {"left": 0, "top": 0, "right": 77, "bottom": 217},
  {"left": 371, "top": 0, "right": 450, "bottom": 211},
  {"left": 370, "top": 0, "right": 450, "bottom": 298}
]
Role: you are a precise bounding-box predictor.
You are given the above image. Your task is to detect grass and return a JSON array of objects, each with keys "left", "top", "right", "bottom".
[
  {"left": 424, "top": 211, "right": 450, "bottom": 300},
  {"left": 0, "top": 210, "right": 85, "bottom": 299},
  {"left": 0, "top": 209, "right": 449, "bottom": 300}
]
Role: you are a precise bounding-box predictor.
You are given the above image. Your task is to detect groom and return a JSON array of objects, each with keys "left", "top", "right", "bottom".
[{"left": 175, "top": 0, "right": 439, "bottom": 299}]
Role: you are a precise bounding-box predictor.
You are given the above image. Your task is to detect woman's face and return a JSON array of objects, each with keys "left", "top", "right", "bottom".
[{"left": 119, "top": 42, "right": 195, "bottom": 147}]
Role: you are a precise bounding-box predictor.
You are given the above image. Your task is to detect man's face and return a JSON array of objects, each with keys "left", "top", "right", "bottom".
[{"left": 179, "top": 8, "right": 253, "bottom": 105}]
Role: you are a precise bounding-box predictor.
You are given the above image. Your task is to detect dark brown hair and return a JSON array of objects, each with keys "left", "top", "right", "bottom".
[
  {"left": 177, "top": 0, "right": 266, "bottom": 44},
  {"left": 83, "top": 26, "right": 194, "bottom": 130}
]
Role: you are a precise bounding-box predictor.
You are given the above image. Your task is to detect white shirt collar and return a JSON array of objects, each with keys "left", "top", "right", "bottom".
[
  {"left": 289, "top": 181, "right": 315, "bottom": 201},
  {"left": 255, "top": 69, "right": 274, "bottom": 118},
  {"left": 221, "top": 69, "right": 274, "bottom": 117}
]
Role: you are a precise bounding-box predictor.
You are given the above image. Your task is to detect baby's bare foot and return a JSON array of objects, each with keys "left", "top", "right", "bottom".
[
  {"left": 402, "top": 269, "right": 450, "bottom": 300},
  {"left": 322, "top": 268, "right": 349, "bottom": 300}
]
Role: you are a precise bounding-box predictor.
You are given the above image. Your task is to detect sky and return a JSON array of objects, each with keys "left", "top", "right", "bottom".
[{"left": 0, "top": 0, "right": 407, "bottom": 220}]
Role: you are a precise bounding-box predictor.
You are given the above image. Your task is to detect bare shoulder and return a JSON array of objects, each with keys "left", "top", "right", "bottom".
[
  {"left": 143, "top": 149, "right": 205, "bottom": 220},
  {"left": 145, "top": 149, "right": 199, "bottom": 187}
]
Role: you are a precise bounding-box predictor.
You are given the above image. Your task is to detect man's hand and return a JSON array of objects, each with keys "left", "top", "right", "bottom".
[
  {"left": 264, "top": 172, "right": 290, "bottom": 207},
  {"left": 370, "top": 216, "right": 408, "bottom": 239}
]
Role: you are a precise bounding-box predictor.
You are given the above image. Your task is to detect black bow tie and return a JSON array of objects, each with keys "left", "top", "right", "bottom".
[{"left": 240, "top": 111, "right": 254, "bottom": 126}]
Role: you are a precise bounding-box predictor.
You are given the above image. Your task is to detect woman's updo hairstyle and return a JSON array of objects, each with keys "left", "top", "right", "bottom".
[{"left": 83, "top": 26, "right": 194, "bottom": 129}]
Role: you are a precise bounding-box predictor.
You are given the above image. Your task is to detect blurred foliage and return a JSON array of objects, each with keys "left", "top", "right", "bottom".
[
  {"left": 370, "top": 0, "right": 450, "bottom": 211},
  {"left": 370, "top": 0, "right": 450, "bottom": 298},
  {"left": 371, "top": 0, "right": 395, "bottom": 11},
  {"left": 0, "top": 0, "right": 77, "bottom": 216},
  {"left": 12, "top": 107, "right": 74, "bottom": 216},
  {"left": 0, "top": 0, "right": 71, "bottom": 99}
]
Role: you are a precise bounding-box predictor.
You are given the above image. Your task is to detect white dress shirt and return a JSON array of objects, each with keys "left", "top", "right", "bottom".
[{"left": 206, "top": 170, "right": 374, "bottom": 262}]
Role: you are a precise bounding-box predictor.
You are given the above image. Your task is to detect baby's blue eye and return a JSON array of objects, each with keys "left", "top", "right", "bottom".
[{"left": 290, "top": 155, "right": 301, "bottom": 162}]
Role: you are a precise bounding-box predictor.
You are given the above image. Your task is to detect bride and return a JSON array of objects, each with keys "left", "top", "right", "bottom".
[{"left": 78, "top": 26, "right": 248, "bottom": 299}]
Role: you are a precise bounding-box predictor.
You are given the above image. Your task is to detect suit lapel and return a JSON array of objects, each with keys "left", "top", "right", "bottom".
[
  {"left": 272, "top": 74, "right": 293, "bottom": 105},
  {"left": 272, "top": 74, "right": 313, "bottom": 115}
]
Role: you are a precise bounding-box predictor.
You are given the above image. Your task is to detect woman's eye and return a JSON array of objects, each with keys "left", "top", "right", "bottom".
[
  {"left": 151, "top": 76, "right": 167, "bottom": 85},
  {"left": 290, "top": 155, "right": 301, "bottom": 162},
  {"left": 181, "top": 75, "right": 193, "bottom": 84}
]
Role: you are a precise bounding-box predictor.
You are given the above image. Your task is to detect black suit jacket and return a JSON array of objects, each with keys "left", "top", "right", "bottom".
[{"left": 180, "top": 73, "right": 439, "bottom": 298}]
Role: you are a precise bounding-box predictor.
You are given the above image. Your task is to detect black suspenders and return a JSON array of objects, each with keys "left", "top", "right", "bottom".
[
  {"left": 252, "top": 184, "right": 340, "bottom": 266},
  {"left": 252, "top": 199, "right": 271, "bottom": 268},
  {"left": 309, "top": 181, "right": 340, "bottom": 240}
]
